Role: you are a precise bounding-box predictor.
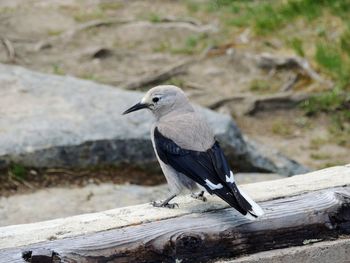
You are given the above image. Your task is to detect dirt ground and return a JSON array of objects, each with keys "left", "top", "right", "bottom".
[
  {"left": 0, "top": 172, "right": 282, "bottom": 226},
  {"left": 0, "top": 0, "right": 348, "bottom": 173},
  {"left": 0, "top": 165, "right": 165, "bottom": 197}
]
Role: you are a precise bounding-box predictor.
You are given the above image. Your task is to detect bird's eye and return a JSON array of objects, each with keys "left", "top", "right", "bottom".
[{"left": 152, "top": 97, "right": 159, "bottom": 103}]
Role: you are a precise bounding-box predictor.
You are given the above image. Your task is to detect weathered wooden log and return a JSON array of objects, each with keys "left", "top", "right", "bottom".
[
  {"left": 205, "top": 91, "right": 312, "bottom": 115},
  {"left": 0, "top": 165, "right": 349, "bottom": 263},
  {"left": 245, "top": 92, "right": 311, "bottom": 115},
  {"left": 2, "top": 187, "right": 350, "bottom": 262},
  {"left": 120, "top": 59, "right": 195, "bottom": 90}
]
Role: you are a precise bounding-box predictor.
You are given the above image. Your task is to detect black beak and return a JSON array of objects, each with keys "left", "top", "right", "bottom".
[{"left": 122, "top": 102, "right": 149, "bottom": 115}]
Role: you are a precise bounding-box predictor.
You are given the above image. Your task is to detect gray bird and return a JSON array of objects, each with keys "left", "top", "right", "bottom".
[{"left": 123, "top": 85, "right": 264, "bottom": 219}]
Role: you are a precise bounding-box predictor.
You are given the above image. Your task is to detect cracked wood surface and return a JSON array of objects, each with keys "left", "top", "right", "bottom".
[
  {"left": 0, "top": 165, "right": 349, "bottom": 262},
  {"left": 1, "top": 186, "right": 350, "bottom": 262},
  {"left": 0, "top": 165, "right": 349, "bottom": 250}
]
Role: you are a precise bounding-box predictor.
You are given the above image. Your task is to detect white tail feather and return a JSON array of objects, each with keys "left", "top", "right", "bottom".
[
  {"left": 244, "top": 213, "right": 258, "bottom": 221},
  {"left": 237, "top": 186, "right": 264, "bottom": 218}
]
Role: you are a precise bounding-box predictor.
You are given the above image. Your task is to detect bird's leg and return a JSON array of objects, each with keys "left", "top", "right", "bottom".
[
  {"left": 191, "top": 191, "right": 207, "bottom": 202},
  {"left": 151, "top": 194, "right": 178, "bottom": 209}
]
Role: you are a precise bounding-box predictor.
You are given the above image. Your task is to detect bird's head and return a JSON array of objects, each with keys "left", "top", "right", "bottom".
[{"left": 123, "top": 85, "right": 193, "bottom": 119}]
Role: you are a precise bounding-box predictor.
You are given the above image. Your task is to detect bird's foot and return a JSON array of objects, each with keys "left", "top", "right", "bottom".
[
  {"left": 151, "top": 200, "right": 179, "bottom": 209},
  {"left": 191, "top": 192, "right": 207, "bottom": 202}
]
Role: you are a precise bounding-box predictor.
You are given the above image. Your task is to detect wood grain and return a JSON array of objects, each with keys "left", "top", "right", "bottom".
[
  {"left": 1, "top": 165, "right": 349, "bottom": 251},
  {"left": 1, "top": 187, "right": 350, "bottom": 263}
]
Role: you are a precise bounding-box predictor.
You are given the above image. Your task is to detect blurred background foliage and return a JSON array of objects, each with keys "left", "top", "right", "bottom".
[
  {"left": 0, "top": 0, "right": 349, "bottom": 173},
  {"left": 187, "top": 0, "right": 350, "bottom": 147}
]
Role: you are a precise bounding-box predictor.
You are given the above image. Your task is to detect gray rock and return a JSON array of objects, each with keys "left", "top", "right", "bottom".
[
  {"left": 242, "top": 137, "right": 310, "bottom": 176},
  {"left": 0, "top": 64, "right": 309, "bottom": 175}
]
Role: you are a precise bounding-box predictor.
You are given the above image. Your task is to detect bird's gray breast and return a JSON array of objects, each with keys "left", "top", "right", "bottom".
[{"left": 156, "top": 112, "right": 215, "bottom": 152}]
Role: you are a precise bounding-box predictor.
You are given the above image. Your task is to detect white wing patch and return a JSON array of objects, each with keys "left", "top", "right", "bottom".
[
  {"left": 225, "top": 171, "right": 235, "bottom": 184},
  {"left": 205, "top": 179, "right": 223, "bottom": 190}
]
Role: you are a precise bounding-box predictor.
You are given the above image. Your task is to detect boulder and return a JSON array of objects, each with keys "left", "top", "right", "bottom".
[{"left": 0, "top": 64, "right": 309, "bottom": 175}]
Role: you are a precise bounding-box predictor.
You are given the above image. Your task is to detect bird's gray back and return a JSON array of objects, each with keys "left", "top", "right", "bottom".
[{"left": 156, "top": 111, "right": 215, "bottom": 152}]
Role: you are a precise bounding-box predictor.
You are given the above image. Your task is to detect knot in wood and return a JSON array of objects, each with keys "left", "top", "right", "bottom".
[
  {"left": 22, "top": 249, "right": 60, "bottom": 263},
  {"left": 329, "top": 201, "right": 350, "bottom": 233},
  {"left": 175, "top": 233, "right": 203, "bottom": 250}
]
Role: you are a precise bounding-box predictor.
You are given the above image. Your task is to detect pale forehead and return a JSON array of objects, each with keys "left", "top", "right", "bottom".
[
  {"left": 146, "top": 85, "right": 182, "bottom": 97},
  {"left": 147, "top": 85, "right": 182, "bottom": 95}
]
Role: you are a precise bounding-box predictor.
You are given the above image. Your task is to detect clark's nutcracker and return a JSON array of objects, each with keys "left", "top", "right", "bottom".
[{"left": 123, "top": 85, "right": 264, "bottom": 219}]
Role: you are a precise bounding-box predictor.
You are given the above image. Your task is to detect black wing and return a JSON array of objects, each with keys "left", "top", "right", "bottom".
[{"left": 154, "top": 127, "right": 253, "bottom": 216}]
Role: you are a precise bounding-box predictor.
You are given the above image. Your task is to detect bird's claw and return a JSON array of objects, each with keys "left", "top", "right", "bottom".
[
  {"left": 191, "top": 192, "right": 207, "bottom": 202},
  {"left": 151, "top": 201, "right": 179, "bottom": 209}
]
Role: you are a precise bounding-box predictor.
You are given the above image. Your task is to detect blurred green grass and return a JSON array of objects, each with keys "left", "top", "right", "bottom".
[
  {"left": 187, "top": 0, "right": 349, "bottom": 141},
  {"left": 9, "top": 163, "right": 27, "bottom": 181}
]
